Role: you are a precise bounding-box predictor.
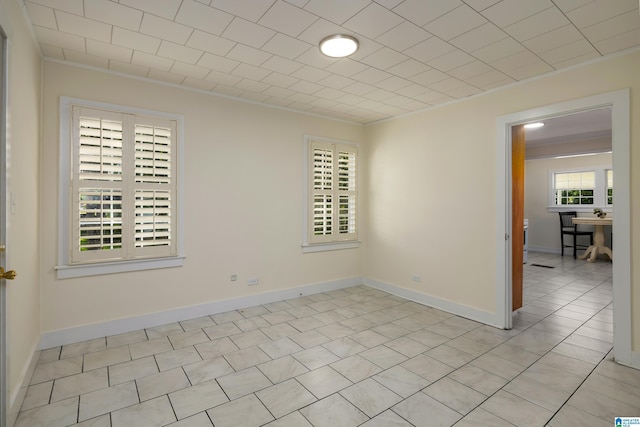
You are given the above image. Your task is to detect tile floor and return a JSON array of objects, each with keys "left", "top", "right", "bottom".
[{"left": 15, "top": 252, "right": 640, "bottom": 426}]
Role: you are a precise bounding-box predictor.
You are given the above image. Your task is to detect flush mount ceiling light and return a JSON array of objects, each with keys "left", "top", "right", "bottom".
[
  {"left": 524, "top": 122, "right": 545, "bottom": 129},
  {"left": 319, "top": 34, "right": 359, "bottom": 58}
]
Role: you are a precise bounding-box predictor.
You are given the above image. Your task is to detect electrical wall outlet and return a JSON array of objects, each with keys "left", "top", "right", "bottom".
[
  {"left": 247, "top": 277, "right": 259, "bottom": 286},
  {"left": 230, "top": 274, "right": 237, "bottom": 282},
  {"left": 412, "top": 274, "right": 422, "bottom": 283}
]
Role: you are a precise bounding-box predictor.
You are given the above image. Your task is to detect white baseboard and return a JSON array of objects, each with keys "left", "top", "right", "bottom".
[
  {"left": 363, "top": 277, "right": 501, "bottom": 329},
  {"left": 8, "top": 340, "right": 40, "bottom": 427},
  {"left": 39, "top": 277, "right": 363, "bottom": 349}
]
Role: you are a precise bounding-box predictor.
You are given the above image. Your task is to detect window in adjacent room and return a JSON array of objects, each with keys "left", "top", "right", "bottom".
[
  {"left": 303, "top": 136, "right": 359, "bottom": 252},
  {"left": 549, "top": 166, "right": 611, "bottom": 211},
  {"left": 57, "top": 98, "right": 184, "bottom": 278}
]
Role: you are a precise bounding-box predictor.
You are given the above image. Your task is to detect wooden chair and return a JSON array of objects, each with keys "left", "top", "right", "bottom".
[{"left": 559, "top": 211, "right": 593, "bottom": 258}]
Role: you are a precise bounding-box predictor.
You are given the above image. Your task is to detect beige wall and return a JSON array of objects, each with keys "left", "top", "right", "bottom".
[
  {"left": 41, "top": 61, "right": 365, "bottom": 333},
  {"left": 524, "top": 153, "right": 612, "bottom": 253},
  {"left": 365, "top": 50, "right": 639, "bottom": 348},
  {"left": 0, "top": 0, "right": 42, "bottom": 417}
]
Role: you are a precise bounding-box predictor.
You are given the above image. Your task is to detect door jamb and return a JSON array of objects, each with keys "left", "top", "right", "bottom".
[{"left": 495, "top": 90, "right": 632, "bottom": 366}]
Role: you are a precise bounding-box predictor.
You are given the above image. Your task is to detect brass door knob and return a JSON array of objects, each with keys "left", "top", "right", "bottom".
[{"left": 0, "top": 267, "right": 16, "bottom": 280}]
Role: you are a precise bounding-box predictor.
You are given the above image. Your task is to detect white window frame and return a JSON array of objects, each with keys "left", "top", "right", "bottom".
[
  {"left": 547, "top": 165, "right": 612, "bottom": 212},
  {"left": 56, "top": 97, "right": 184, "bottom": 278},
  {"left": 302, "top": 135, "right": 360, "bottom": 253},
  {"left": 606, "top": 169, "right": 613, "bottom": 206}
]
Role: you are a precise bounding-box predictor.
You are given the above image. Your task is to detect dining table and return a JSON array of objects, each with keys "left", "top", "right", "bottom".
[{"left": 571, "top": 216, "right": 612, "bottom": 262}]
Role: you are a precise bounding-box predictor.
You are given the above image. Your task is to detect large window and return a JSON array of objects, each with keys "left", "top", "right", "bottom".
[
  {"left": 549, "top": 166, "right": 612, "bottom": 211},
  {"left": 303, "top": 136, "right": 359, "bottom": 252},
  {"left": 58, "top": 98, "right": 184, "bottom": 278}
]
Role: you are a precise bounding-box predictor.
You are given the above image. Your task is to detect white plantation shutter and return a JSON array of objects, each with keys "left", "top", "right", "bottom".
[
  {"left": 308, "top": 140, "right": 357, "bottom": 244},
  {"left": 71, "top": 106, "right": 177, "bottom": 263}
]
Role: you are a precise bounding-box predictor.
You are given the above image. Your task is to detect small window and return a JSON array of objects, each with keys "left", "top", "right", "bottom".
[
  {"left": 606, "top": 169, "right": 613, "bottom": 205},
  {"left": 303, "top": 136, "right": 359, "bottom": 252},
  {"left": 553, "top": 171, "right": 595, "bottom": 205}
]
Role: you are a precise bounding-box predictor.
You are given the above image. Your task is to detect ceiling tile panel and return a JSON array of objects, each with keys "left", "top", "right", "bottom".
[
  {"left": 506, "top": 60, "right": 554, "bottom": 80},
  {"left": 491, "top": 50, "right": 546, "bottom": 74},
  {"left": 342, "top": 82, "right": 377, "bottom": 95},
  {"left": 27, "top": 0, "right": 83, "bottom": 16},
  {"left": 404, "top": 37, "right": 456, "bottom": 63},
  {"left": 324, "top": 59, "right": 369, "bottom": 77},
  {"left": 221, "top": 18, "right": 276, "bottom": 49},
  {"left": 211, "top": 84, "right": 244, "bottom": 97},
  {"left": 522, "top": 25, "right": 584, "bottom": 54},
  {"left": 262, "top": 34, "right": 312, "bottom": 59},
  {"left": 86, "top": 39, "right": 133, "bottom": 62},
  {"left": 504, "top": 7, "right": 571, "bottom": 42},
  {"left": 85, "top": 0, "right": 143, "bottom": 32},
  {"left": 386, "top": 59, "right": 431, "bottom": 78},
  {"left": 34, "top": 25, "right": 85, "bottom": 51},
  {"left": 427, "top": 50, "right": 475, "bottom": 72},
  {"left": 552, "top": 0, "right": 597, "bottom": 13},
  {"left": 409, "top": 68, "right": 448, "bottom": 86},
  {"left": 235, "top": 79, "right": 270, "bottom": 92},
  {"left": 289, "top": 80, "right": 323, "bottom": 94},
  {"left": 226, "top": 44, "right": 272, "bottom": 66},
  {"left": 261, "top": 56, "right": 305, "bottom": 74},
  {"left": 394, "top": 83, "right": 430, "bottom": 97},
  {"left": 428, "top": 77, "right": 466, "bottom": 92},
  {"left": 63, "top": 49, "right": 109, "bottom": 68},
  {"left": 197, "top": 53, "right": 239, "bottom": 73},
  {"left": 258, "top": 1, "right": 319, "bottom": 37},
  {"left": 312, "top": 87, "right": 345, "bottom": 99},
  {"left": 40, "top": 44, "right": 65, "bottom": 59},
  {"left": 392, "top": 0, "right": 463, "bottom": 27},
  {"left": 303, "top": 0, "right": 370, "bottom": 25},
  {"left": 204, "top": 70, "right": 242, "bottom": 86},
  {"left": 594, "top": 29, "right": 640, "bottom": 55},
  {"left": 263, "top": 86, "right": 296, "bottom": 98},
  {"left": 472, "top": 37, "right": 525, "bottom": 63},
  {"left": 581, "top": 10, "right": 640, "bottom": 43},
  {"left": 295, "top": 48, "right": 335, "bottom": 68},
  {"left": 170, "top": 61, "right": 210, "bottom": 79},
  {"left": 139, "top": 14, "right": 193, "bottom": 45},
  {"left": 351, "top": 67, "right": 393, "bottom": 84},
  {"left": 449, "top": 22, "right": 508, "bottom": 52},
  {"left": 552, "top": 51, "right": 601, "bottom": 68},
  {"left": 465, "top": 69, "right": 513, "bottom": 87},
  {"left": 567, "top": 0, "right": 638, "bottom": 29},
  {"left": 447, "top": 84, "right": 482, "bottom": 98},
  {"left": 109, "top": 60, "right": 150, "bottom": 77},
  {"left": 375, "top": 21, "right": 432, "bottom": 52},
  {"left": 261, "top": 72, "right": 299, "bottom": 88},
  {"left": 424, "top": 4, "right": 487, "bottom": 41},
  {"left": 174, "top": 0, "right": 234, "bottom": 36},
  {"left": 362, "top": 88, "right": 395, "bottom": 101},
  {"left": 132, "top": 50, "right": 174, "bottom": 71},
  {"left": 447, "top": 60, "right": 494, "bottom": 80},
  {"left": 290, "top": 66, "right": 331, "bottom": 82},
  {"left": 55, "top": 11, "right": 112, "bottom": 42},
  {"left": 482, "top": 0, "right": 554, "bottom": 28},
  {"left": 374, "top": 76, "right": 412, "bottom": 91},
  {"left": 208, "top": 0, "right": 276, "bottom": 22},
  {"left": 24, "top": 2, "right": 57, "bottom": 29},
  {"left": 343, "top": 3, "right": 404, "bottom": 39},
  {"left": 462, "top": 0, "right": 502, "bottom": 12},
  {"left": 119, "top": 0, "right": 183, "bottom": 21},
  {"left": 537, "top": 39, "right": 599, "bottom": 65},
  {"left": 112, "top": 27, "right": 161, "bottom": 54},
  {"left": 297, "top": 19, "right": 346, "bottom": 45},
  {"left": 156, "top": 40, "right": 203, "bottom": 64},
  {"left": 317, "top": 74, "right": 357, "bottom": 89},
  {"left": 359, "top": 48, "right": 409, "bottom": 70},
  {"left": 186, "top": 30, "right": 235, "bottom": 56},
  {"left": 381, "top": 94, "right": 414, "bottom": 106},
  {"left": 347, "top": 38, "right": 385, "bottom": 61}
]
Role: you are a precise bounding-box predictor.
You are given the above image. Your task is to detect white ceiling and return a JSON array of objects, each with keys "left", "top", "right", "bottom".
[
  {"left": 525, "top": 107, "right": 612, "bottom": 145},
  {"left": 23, "top": 0, "right": 640, "bottom": 124}
]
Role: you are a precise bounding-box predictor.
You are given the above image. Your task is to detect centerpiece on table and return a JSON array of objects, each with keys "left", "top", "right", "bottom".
[{"left": 593, "top": 208, "right": 607, "bottom": 218}]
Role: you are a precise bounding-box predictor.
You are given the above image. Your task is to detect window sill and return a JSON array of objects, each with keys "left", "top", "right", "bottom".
[
  {"left": 55, "top": 256, "right": 185, "bottom": 279},
  {"left": 547, "top": 206, "right": 613, "bottom": 213},
  {"left": 302, "top": 241, "right": 361, "bottom": 253}
]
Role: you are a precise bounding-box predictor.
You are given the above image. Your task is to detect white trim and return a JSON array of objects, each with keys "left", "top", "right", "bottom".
[
  {"left": 363, "top": 278, "right": 499, "bottom": 328},
  {"left": 495, "top": 90, "right": 631, "bottom": 365},
  {"left": 39, "top": 277, "right": 363, "bottom": 349},
  {"left": 302, "top": 241, "right": 361, "bottom": 253},
  {"left": 58, "top": 97, "right": 185, "bottom": 275},
  {"left": 55, "top": 256, "right": 185, "bottom": 279},
  {"left": 7, "top": 341, "right": 39, "bottom": 427}
]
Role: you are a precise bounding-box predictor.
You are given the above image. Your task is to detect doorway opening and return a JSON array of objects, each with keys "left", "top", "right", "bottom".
[{"left": 495, "top": 90, "right": 632, "bottom": 367}]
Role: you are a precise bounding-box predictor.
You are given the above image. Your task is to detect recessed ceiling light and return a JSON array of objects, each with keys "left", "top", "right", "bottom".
[
  {"left": 524, "top": 122, "right": 545, "bottom": 129},
  {"left": 319, "top": 35, "right": 359, "bottom": 58}
]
